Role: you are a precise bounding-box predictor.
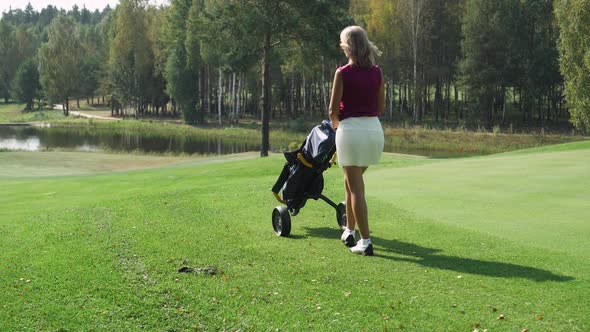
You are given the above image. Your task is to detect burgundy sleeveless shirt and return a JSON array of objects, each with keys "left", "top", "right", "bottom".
[{"left": 338, "top": 64, "right": 382, "bottom": 120}]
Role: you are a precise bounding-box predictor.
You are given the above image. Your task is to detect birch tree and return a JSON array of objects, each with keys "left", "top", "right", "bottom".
[
  {"left": 109, "top": 0, "right": 153, "bottom": 117},
  {"left": 556, "top": 0, "right": 590, "bottom": 131},
  {"left": 38, "top": 15, "right": 82, "bottom": 115},
  {"left": 399, "top": 0, "right": 429, "bottom": 122}
]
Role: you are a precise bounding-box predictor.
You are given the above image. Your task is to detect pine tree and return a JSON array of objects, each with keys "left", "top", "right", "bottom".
[
  {"left": 202, "top": 0, "right": 350, "bottom": 156},
  {"left": 0, "top": 20, "right": 18, "bottom": 103},
  {"left": 459, "top": 0, "right": 518, "bottom": 127},
  {"left": 11, "top": 57, "right": 40, "bottom": 111}
]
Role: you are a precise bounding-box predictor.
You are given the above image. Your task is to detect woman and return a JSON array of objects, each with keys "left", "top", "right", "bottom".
[{"left": 328, "top": 26, "right": 384, "bottom": 256}]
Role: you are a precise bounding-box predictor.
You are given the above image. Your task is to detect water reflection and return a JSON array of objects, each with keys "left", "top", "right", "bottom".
[
  {"left": 0, "top": 136, "right": 42, "bottom": 151},
  {"left": 0, "top": 126, "right": 259, "bottom": 155}
]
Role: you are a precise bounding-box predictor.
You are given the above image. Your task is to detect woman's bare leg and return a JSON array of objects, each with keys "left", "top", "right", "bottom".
[
  {"left": 344, "top": 178, "right": 355, "bottom": 231},
  {"left": 343, "top": 166, "right": 369, "bottom": 239}
]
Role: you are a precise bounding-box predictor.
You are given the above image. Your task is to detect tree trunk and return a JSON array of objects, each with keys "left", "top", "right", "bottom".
[
  {"left": 231, "top": 72, "right": 238, "bottom": 124},
  {"left": 295, "top": 73, "right": 300, "bottom": 116},
  {"left": 218, "top": 67, "right": 222, "bottom": 125},
  {"left": 435, "top": 78, "right": 442, "bottom": 122},
  {"left": 502, "top": 86, "right": 507, "bottom": 125},
  {"left": 64, "top": 97, "right": 69, "bottom": 116},
  {"left": 445, "top": 80, "right": 451, "bottom": 120},
  {"left": 412, "top": 30, "right": 418, "bottom": 123},
  {"left": 290, "top": 71, "right": 295, "bottom": 119},
  {"left": 407, "top": 82, "right": 412, "bottom": 119},
  {"left": 302, "top": 73, "right": 307, "bottom": 116},
  {"left": 237, "top": 72, "right": 243, "bottom": 118},
  {"left": 206, "top": 65, "right": 210, "bottom": 117},
  {"left": 261, "top": 31, "right": 271, "bottom": 157},
  {"left": 321, "top": 57, "right": 327, "bottom": 113},
  {"left": 399, "top": 82, "right": 404, "bottom": 120},
  {"left": 388, "top": 80, "right": 395, "bottom": 120}
]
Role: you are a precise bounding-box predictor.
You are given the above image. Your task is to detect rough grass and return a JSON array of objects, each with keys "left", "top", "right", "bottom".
[
  {"left": 0, "top": 151, "right": 260, "bottom": 179},
  {"left": 382, "top": 126, "right": 585, "bottom": 156},
  {"left": 0, "top": 103, "right": 65, "bottom": 123},
  {"left": 1, "top": 142, "right": 589, "bottom": 331}
]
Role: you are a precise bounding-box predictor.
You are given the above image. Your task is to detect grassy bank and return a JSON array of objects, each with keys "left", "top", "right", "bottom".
[
  {"left": 1, "top": 142, "right": 589, "bottom": 330},
  {"left": 0, "top": 103, "right": 64, "bottom": 123},
  {"left": 381, "top": 126, "right": 584, "bottom": 156}
]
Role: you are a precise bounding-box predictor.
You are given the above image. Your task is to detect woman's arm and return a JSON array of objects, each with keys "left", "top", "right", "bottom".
[
  {"left": 377, "top": 68, "right": 385, "bottom": 115},
  {"left": 328, "top": 69, "right": 343, "bottom": 130}
]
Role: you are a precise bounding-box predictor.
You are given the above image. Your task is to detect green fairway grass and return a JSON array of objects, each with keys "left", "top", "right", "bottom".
[
  {"left": 367, "top": 140, "right": 590, "bottom": 257},
  {"left": 1, "top": 143, "right": 588, "bottom": 331}
]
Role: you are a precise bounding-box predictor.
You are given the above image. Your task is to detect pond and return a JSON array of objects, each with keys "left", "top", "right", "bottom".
[
  {"left": 0, "top": 125, "right": 260, "bottom": 156},
  {"left": 0, "top": 125, "right": 467, "bottom": 158}
]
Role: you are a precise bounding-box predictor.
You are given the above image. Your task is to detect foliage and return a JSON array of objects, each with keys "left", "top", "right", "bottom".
[
  {"left": 555, "top": 0, "right": 590, "bottom": 132},
  {"left": 78, "top": 24, "right": 107, "bottom": 100},
  {"left": 354, "top": 0, "right": 399, "bottom": 79},
  {"left": 108, "top": 0, "right": 153, "bottom": 115},
  {"left": 351, "top": 0, "right": 463, "bottom": 122},
  {"left": 79, "top": 57, "right": 102, "bottom": 100},
  {"left": 201, "top": 0, "right": 351, "bottom": 155},
  {"left": 11, "top": 57, "right": 40, "bottom": 110},
  {"left": 0, "top": 20, "right": 17, "bottom": 102},
  {"left": 38, "top": 15, "right": 82, "bottom": 114},
  {"left": 460, "top": 0, "right": 518, "bottom": 127},
  {"left": 517, "top": 0, "right": 562, "bottom": 125},
  {"left": 165, "top": 0, "right": 202, "bottom": 124}
]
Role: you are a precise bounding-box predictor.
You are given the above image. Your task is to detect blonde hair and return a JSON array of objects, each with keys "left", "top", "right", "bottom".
[{"left": 339, "top": 26, "right": 382, "bottom": 68}]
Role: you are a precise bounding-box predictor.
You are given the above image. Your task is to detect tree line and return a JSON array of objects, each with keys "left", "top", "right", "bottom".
[{"left": 0, "top": 0, "right": 588, "bottom": 154}]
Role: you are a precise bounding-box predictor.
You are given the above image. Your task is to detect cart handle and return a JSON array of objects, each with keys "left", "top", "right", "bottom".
[{"left": 297, "top": 152, "right": 313, "bottom": 168}]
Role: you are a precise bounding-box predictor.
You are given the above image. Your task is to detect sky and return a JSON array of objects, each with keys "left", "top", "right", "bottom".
[{"left": 1, "top": 0, "right": 169, "bottom": 13}]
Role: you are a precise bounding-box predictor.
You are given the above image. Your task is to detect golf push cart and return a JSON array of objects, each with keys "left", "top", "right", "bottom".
[{"left": 271, "top": 120, "right": 347, "bottom": 236}]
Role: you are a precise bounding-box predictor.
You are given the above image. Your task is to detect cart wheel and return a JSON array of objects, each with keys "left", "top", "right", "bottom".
[
  {"left": 272, "top": 206, "right": 291, "bottom": 237},
  {"left": 336, "top": 202, "right": 347, "bottom": 230}
]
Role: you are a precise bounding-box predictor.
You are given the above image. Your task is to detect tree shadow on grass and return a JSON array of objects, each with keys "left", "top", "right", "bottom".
[{"left": 302, "top": 227, "right": 574, "bottom": 282}]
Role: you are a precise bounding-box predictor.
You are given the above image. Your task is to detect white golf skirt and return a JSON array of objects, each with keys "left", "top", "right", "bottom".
[{"left": 336, "top": 116, "right": 384, "bottom": 167}]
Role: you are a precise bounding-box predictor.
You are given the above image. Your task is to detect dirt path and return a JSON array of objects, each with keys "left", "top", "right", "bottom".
[
  {"left": 69, "top": 110, "right": 120, "bottom": 121},
  {"left": 53, "top": 105, "right": 120, "bottom": 121}
]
